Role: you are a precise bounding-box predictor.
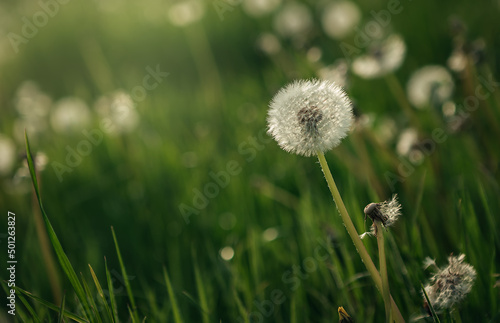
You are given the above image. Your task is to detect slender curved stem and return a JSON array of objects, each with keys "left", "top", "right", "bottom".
[
  {"left": 316, "top": 151, "right": 404, "bottom": 323},
  {"left": 376, "top": 222, "right": 392, "bottom": 323}
]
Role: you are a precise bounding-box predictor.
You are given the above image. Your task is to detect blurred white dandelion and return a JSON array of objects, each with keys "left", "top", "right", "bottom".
[
  {"left": 15, "top": 81, "right": 52, "bottom": 118},
  {"left": 256, "top": 33, "right": 282, "bottom": 55},
  {"left": 13, "top": 81, "right": 52, "bottom": 141},
  {"left": 423, "top": 254, "right": 477, "bottom": 310},
  {"left": 50, "top": 97, "right": 92, "bottom": 133},
  {"left": 317, "top": 59, "right": 349, "bottom": 88},
  {"left": 321, "top": 1, "right": 361, "bottom": 39},
  {"left": 396, "top": 128, "right": 418, "bottom": 156},
  {"left": 220, "top": 246, "right": 235, "bottom": 261},
  {"left": 167, "top": 0, "right": 205, "bottom": 27},
  {"left": 273, "top": 2, "right": 313, "bottom": 39},
  {"left": 352, "top": 34, "right": 406, "bottom": 79},
  {"left": 406, "top": 65, "right": 454, "bottom": 109},
  {"left": 447, "top": 49, "right": 467, "bottom": 73},
  {"left": 0, "top": 135, "right": 16, "bottom": 175},
  {"left": 95, "top": 91, "right": 139, "bottom": 134},
  {"left": 306, "top": 47, "right": 322, "bottom": 63},
  {"left": 262, "top": 227, "right": 279, "bottom": 241},
  {"left": 243, "top": 0, "right": 281, "bottom": 17},
  {"left": 267, "top": 79, "right": 354, "bottom": 157}
]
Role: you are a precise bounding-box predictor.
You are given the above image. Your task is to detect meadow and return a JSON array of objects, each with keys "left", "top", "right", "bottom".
[{"left": 0, "top": 0, "right": 499, "bottom": 322}]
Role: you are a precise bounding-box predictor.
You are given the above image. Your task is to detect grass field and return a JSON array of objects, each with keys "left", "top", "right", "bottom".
[{"left": 1, "top": 0, "right": 499, "bottom": 322}]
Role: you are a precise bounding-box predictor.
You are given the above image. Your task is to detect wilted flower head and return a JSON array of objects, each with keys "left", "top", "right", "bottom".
[
  {"left": 352, "top": 34, "right": 406, "bottom": 79},
  {"left": 267, "top": 79, "right": 354, "bottom": 157},
  {"left": 361, "top": 194, "right": 401, "bottom": 238},
  {"left": 423, "top": 254, "right": 477, "bottom": 311},
  {"left": 406, "top": 65, "right": 454, "bottom": 109},
  {"left": 321, "top": 1, "right": 361, "bottom": 39}
]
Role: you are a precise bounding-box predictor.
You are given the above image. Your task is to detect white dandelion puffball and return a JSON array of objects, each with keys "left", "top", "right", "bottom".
[
  {"left": 352, "top": 34, "right": 406, "bottom": 79},
  {"left": 267, "top": 79, "right": 354, "bottom": 156},
  {"left": 407, "top": 65, "right": 454, "bottom": 109},
  {"left": 243, "top": 0, "right": 282, "bottom": 17},
  {"left": 273, "top": 2, "right": 312, "bottom": 38},
  {"left": 423, "top": 254, "right": 477, "bottom": 310},
  {"left": 168, "top": 0, "right": 205, "bottom": 27},
  {"left": 321, "top": 1, "right": 361, "bottom": 39},
  {"left": 50, "top": 97, "right": 92, "bottom": 133},
  {"left": 0, "top": 135, "right": 16, "bottom": 175}
]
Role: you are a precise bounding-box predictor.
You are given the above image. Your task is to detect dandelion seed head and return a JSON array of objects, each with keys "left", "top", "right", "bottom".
[
  {"left": 256, "top": 33, "right": 282, "bottom": 55},
  {"left": 273, "top": 2, "right": 312, "bottom": 39},
  {"left": 407, "top": 65, "right": 454, "bottom": 109},
  {"left": 50, "top": 97, "right": 92, "bottom": 133},
  {"left": 321, "top": 1, "right": 361, "bottom": 39},
  {"left": 220, "top": 246, "right": 235, "bottom": 261},
  {"left": 167, "top": 0, "right": 205, "bottom": 27},
  {"left": 317, "top": 59, "right": 349, "bottom": 88},
  {"left": 352, "top": 34, "right": 406, "bottom": 79},
  {"left": 243, "top": 0, "right": 281, "bottom": 17},
  {"left": 0, "top": 135, "right": 16, "bottom": 175},
  {"left": 423, "top": 254, "right": 477, "bottom": 310},
  {"left": 267, "top": 79, "right": 354, "bottom": 156}
]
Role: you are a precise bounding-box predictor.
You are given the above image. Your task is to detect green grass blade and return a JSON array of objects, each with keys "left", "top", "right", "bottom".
[
  {"left": 105, "top": 257, "right": 119, "bottom": 322},
  {"left": 25, "top": 131, "right": 93, "bottom": 320},
  {"left": 232, "top": 288, "right": 248, "bottom": 323},
  {"left": 17, "top": 289, "right": 41, "bottom": 323},
  {"left": 15, "top": 285, "right": 88, "bottom": 322},
  {"left": 89, "top": 264, "right": 115, "bottom": 322},
  {"left": 163, "top": 266, "right": 183, "bottom": 323},
  {"left": 193, "top": 250, "right": 210, "bottom": 323},
  {"left": 111, "top": 226, "right": 139, "bottom": 321},
  {"left": 58, "top": 292, "right": 66, "bottom": 323},
  {"left": 421, "top": 283, "right": 441, "bottom": 323},
  {"left": 81, "top": 272, "right": 103, "bottom": 323},
  {"left": 128, "top": 305, "right": 139, "bottom": 323}
]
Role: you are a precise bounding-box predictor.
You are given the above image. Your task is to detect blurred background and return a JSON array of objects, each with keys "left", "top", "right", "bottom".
[{"left": 0, "top": 0, "right": 499, "bottom": 321}]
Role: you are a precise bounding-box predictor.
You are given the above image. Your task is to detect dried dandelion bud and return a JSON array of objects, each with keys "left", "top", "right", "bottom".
[
  {"left": 423, "top": 254, "right": 477, "bottom": 311},
  {"left": 361, "top": 195, "right": 401, "bottom": 237},
  {"left": 267, "top": 79, "right": 354, "bottom": 157}
]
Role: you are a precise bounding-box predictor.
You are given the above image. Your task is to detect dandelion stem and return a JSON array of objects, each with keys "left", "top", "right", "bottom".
[
  {"left": 316, "top": 151, "right": 405, "bottom": 323},
  {"left": 376, "top": 221, "right": 392, "bottom": 323}
]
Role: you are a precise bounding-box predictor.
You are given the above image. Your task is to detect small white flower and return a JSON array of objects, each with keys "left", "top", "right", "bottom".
[
  {"left": 267, "top": 79, "right": 354, "bottom": 157},
  {"left": 352, "top": 34, "right": 406, "bottom": 79},
  {"left": 423, "top": 254, "right": 477, "bottom": 310},
  {"left": 406, "top": 65, "right": 454, "bottom": 109},
  {"left": 361, "top": 194, "right": 401, "bottom": 237}
]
